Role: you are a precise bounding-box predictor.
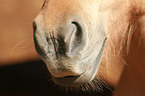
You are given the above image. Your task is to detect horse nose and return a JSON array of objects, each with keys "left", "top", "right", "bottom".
[
  {"left": 34, "top": 20, "right": 86, "bottom": 59},
  {"left": 33, "top": 20, "right": 87, "bottom": 77}
]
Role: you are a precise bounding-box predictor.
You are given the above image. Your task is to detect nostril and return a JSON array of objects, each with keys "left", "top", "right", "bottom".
[
  {"left": 72, "top": 21, "right": 83, "bottom": 39},
  {"left": 33, "top": 21, "right": 48, "bottom": 57},
  {"left": 68, "top": 21, "right": 84, "bottom": 53},
  {"left": 33, "top": 22, "right": 37, "bottom": 33},
  {"left": 57, "top": 35, "right": 67, "bottom": 56}
]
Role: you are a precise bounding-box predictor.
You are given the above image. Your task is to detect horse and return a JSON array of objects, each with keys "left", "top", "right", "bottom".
[{"left": 33, "top": 0, "right": 145, "bottom": 92}]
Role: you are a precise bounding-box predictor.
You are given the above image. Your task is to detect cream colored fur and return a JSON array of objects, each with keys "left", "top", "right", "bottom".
[{"left": 34, "top": 0, "right": 145, "bottom": 88}]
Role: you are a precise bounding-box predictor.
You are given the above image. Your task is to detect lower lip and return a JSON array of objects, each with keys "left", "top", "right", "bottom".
[{"left": 52, "top": 76, "right": 83, "bottom": 86}]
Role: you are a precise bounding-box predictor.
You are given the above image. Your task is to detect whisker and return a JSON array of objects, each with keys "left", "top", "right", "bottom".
[
  {"left": 16, "top": 46, "right": 27, "bottom": 50},
  {"left": 97, "top": 76, "right": 113, "bottom": 93},
  {"left": 10, "top": 40, "right": 25, "bottom": 55}
]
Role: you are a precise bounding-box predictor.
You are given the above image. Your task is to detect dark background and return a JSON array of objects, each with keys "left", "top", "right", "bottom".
[{"left": 0, "top": 61, "right": 113, "bottom": 96}]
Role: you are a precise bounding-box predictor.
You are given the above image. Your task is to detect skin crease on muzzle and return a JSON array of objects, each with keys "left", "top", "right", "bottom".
[{"left": 33, "top": 0, "right": 108, "bottom": 87}]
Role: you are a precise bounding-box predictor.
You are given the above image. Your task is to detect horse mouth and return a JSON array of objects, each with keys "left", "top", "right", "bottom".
[
  {"left": 52, "top": 72, "right": 86, "bottom": 86},
  {"left": 51, "top": 37, "right": 107, "bottom": 86}
]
